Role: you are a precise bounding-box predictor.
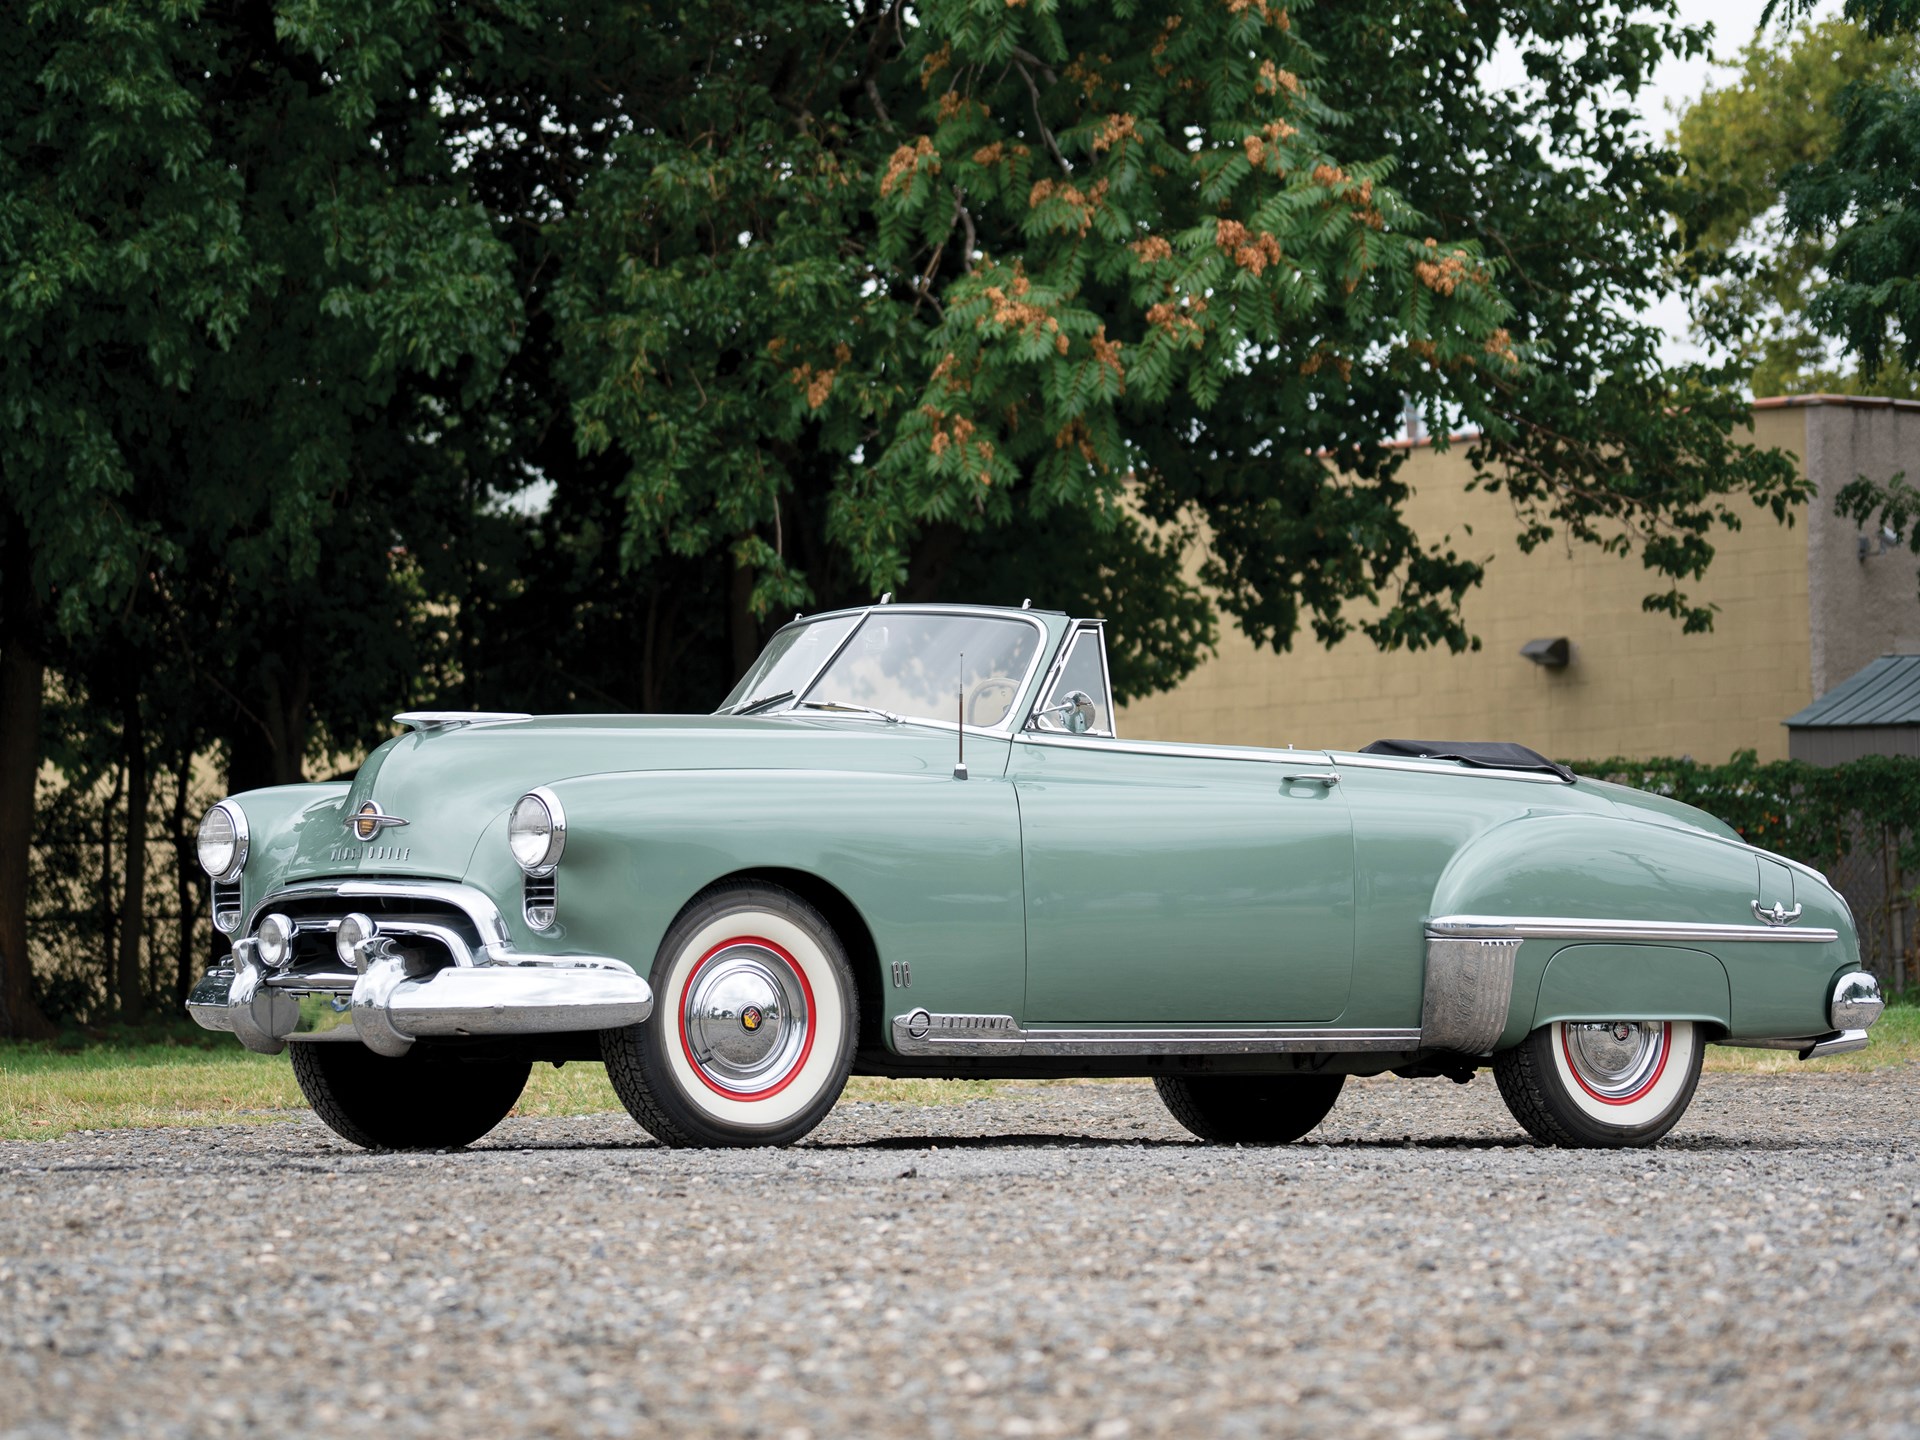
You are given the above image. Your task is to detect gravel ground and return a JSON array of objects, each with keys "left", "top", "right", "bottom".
[{"left": 2, "top": 1069, "right": 1916, "bottom": 1440}]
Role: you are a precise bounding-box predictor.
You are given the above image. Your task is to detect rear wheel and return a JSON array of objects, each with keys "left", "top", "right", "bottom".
[
  {"left": 1154, "top": 1073, "right": 1346, "bottom": 1144},
  {"left": 602, "top": 881, "right": 857, "bottom": 1147},
  {"left": 289, "top": 1042, "right": 530, "bottom": 1150},
  {"left": 1493, "top": 1020, "right": 1703, "bottom": 1148}
]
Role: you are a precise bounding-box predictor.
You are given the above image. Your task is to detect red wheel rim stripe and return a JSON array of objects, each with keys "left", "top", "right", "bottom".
[
  {"left": 677, "top": 935, "right": 817, "bottom": 1103},
  {"left": 1561, "top": 1021, "right": 1672, "bottom": 1107}
]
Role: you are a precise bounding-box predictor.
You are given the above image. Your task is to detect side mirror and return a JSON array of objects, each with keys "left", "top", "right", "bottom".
[{"left": 1036, "top": 690, "right": 1097, "bottom": 735}]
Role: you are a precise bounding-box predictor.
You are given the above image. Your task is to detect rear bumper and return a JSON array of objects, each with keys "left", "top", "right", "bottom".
[{"left": 187, "top": 943, "right": 653, "bottom": 1056}]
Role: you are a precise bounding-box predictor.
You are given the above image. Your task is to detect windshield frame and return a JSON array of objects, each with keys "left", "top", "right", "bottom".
[{"left": 719, "top": 605, "right": 1061, "bottom": 736}]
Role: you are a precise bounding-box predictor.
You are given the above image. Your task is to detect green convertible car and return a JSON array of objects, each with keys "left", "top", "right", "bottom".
[{"left": 187, "top": 601, "right": 1885, "bottom": 1151}]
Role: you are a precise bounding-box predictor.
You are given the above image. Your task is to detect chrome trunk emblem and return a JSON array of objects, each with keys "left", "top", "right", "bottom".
[{"left": 346, "top": 800, "right": 410, "bottom": 842}]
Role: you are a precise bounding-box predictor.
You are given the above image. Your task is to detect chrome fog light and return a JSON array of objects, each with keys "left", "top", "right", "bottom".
[
  {"left": 508, "top": 788, "right": 566, "bottom": 876},
  {"left": 336, "top": 912, "right": 376, "bottom": 970},
  {"left": 255, "top": 913, "right": 295, "bottom": 969},
  {"left": 196, "top": 802, "right": 249, "bottom": 882},
  {"left": 1830, "top": 971, "right": 1884, "bottom": 1031}
]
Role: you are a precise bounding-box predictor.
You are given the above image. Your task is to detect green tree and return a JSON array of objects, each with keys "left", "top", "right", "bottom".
[
  {"left": 1759, "top": 0, "right": 1920, "bottom": 380},
  {"left": 1673, "top": 15, "right": 1920, "bottom": 396},
  {"left": 0, "top": 0, "right": 525, "bottom": 1032}
]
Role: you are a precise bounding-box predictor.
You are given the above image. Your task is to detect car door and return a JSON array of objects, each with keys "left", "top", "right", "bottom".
[{"left": 1011, "top": 627, "right": 1357, "bottom": 1025}]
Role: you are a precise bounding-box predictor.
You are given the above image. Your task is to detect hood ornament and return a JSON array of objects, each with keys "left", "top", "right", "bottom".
[{"left": 346, "top": 800, "right": 410, "bottom": 842}]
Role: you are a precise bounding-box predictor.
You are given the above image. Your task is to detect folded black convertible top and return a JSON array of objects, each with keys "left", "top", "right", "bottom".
[{"left": 1359, "top": 738, "right": 1574, "bottom": 782}]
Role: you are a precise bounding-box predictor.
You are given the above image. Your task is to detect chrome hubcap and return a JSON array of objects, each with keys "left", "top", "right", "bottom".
[
  {"left": 1563, "top": 1021, "right": 1667, "bottom": 1099},
  {"left": 682, "top": 944, "right": 810, "bottom": 1093}
]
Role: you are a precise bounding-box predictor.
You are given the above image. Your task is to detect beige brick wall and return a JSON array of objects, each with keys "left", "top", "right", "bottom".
[{"left": 1119, "top": 406, "right": 1816, "bottom": 764}]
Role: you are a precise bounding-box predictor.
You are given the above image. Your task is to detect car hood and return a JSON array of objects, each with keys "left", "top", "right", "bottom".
[{"left": 276, "top": 713, "right": 953, "bottom": 882}]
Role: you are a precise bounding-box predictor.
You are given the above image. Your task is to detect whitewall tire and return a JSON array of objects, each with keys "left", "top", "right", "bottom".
[
  {"left": 1493, "top": 1020, "right": 1704, "bottom": 1148},
  {"left": 602, "top": 882, "right": 857, "bottom": 1147}
]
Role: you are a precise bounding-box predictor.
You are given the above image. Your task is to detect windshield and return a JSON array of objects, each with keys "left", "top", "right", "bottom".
[
  {"left": 800, "top": 612, "right": 1043, "bottom": 727},
  {"left": 717, "top": 615, "right": 860, "bottom": 713}
]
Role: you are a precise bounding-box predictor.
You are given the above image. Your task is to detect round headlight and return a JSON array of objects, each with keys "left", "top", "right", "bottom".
[
  {"left": 508, "top": 788, "right": 566, "bottom": 875},
  {"left": 256, "top": 912, "right": 294, "bottom": 969},
  {"left": 336, "top": 912, "right": 375, "bottom": 970},
  {"left": 196, "top": 801, "right": 249, "bottom": 882}
]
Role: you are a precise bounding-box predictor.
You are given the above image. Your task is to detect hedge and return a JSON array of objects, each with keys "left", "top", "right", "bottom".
[{"left": 1570, "top": 751, "right": 1920, "bottom": 874}]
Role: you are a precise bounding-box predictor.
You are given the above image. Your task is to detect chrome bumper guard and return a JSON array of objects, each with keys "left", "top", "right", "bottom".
[{"left": 187, "top": 895, "right": 653, "bottom": 1056}]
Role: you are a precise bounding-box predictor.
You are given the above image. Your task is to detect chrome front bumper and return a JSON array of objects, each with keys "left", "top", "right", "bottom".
[{"left": 187, "top": 894, "right": 653, "bottom": 1056}]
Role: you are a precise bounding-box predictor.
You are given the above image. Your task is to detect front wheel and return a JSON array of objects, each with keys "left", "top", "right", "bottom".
[
  {"left": 289, "top": 1042, "right": 530, "bottom": 1150},
  {"left": 1154, "top": 1073, "right": 1346, "bottom": 1144},
  {"left": 601, "top": 881, "right": 857, "bottom": 1147},
  {"left": 1493, "top": 1020, "right": 1704, "bottom": 1148}
]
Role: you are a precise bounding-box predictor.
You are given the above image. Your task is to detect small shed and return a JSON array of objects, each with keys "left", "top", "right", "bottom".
[{"left": 1784, "top": 653, "right": 1920, "bottom": 765}]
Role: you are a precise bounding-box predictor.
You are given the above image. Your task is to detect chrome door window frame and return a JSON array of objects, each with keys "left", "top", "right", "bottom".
[{"left": 1023, "top": 619, "right": 1117, "bottom": 739}]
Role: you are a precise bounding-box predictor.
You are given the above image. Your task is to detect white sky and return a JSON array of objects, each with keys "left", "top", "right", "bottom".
[{"left": 1481, "top": 0, "right": 1838, "bottom": 366}]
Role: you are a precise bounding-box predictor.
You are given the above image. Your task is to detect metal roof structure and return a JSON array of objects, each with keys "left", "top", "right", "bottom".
[{"left": 1785, "top": 654, "right": 1920, "bottom": 729}]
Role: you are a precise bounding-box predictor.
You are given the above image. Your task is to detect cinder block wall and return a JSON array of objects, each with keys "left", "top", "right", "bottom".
[{"left": 1119, "top": 403, "right": 1877, "bottom": 764}]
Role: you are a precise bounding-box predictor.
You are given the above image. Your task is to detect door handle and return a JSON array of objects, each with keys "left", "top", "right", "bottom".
[
  {"left": 1282, "top": 772, "right": 1340, "bottom": 786},
  {"left": 1752, "top": 900, "right": 1802, "bottom": 926}
]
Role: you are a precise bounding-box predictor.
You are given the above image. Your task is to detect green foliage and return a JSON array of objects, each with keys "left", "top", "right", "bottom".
[
  {"left": 1674, "top": 16, "right": 1920, "bottom": 398},
  {"left": 1738, "top": 2, "right": 1920, "bottom": 388},
  {"left": 1284, "top": 1, "right": 1808, "bottom": 641},
  {"left": 1574, "top": 749, "right": 1920, "bottom": 873}
]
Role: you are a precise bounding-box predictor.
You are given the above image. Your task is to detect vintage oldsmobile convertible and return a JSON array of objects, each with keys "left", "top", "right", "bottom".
[{"left": 187, "top": 602, "right": 1885, "bottom": 1151}]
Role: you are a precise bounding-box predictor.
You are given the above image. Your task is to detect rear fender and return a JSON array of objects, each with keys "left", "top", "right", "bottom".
[
  {"left": 1528, "top": 944, "right": 1731, "bottom": 1034},
  {"left": 1425, "top": 811, "right": 1758, "bottom": 1051}
]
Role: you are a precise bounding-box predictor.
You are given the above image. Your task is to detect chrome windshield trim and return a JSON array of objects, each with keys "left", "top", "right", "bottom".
[
  {"left": 787, "top": 606, "right": 1055, "bottom": 737},
  {"left": 890, "top": 1011, "right": 1420, "bottom": 1056},
  {"left": 1016, "top": 735, "right": 1331, "bottom": 765},
  {"left": 1333, "top": 752, "right": 1574, "bottom": 785},
  {"left": 1427, "top": 915, "right": 1840, "bottom": 945}
]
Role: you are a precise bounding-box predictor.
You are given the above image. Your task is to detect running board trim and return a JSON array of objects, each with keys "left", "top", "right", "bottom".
[{"left": 888, "top": 1011, "right": 1422, "bottom": 1057}]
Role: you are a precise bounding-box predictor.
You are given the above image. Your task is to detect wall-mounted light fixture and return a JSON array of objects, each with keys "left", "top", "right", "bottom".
[
  {"left": 1859, "top": 526, "right": 1899, "bottom": 561},
  {"left": 1521, "top": 637, "right": 1571, "bottom": 668}
]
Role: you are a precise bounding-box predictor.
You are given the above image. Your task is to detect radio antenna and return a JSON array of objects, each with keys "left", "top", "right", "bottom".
[{"left": 953, "top": 652, "right": 968, "bottom": 780}]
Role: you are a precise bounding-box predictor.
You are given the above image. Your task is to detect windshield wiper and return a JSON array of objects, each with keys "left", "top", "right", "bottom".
[
  {"left": 800, "top": 701, "right": 901, "bottom": 723},
  {"left": 732, "top": 689, "right": 795, "bottom": 716}
]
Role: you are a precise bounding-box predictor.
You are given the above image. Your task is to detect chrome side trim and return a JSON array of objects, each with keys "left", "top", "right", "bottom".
[
  {"left": 393, "top": 711, "right": 531, "bottom": 733},
  {"left": 1420, "top": 937, "right": 1521, "bottom": 1054},
  {"left": 889, "top": 1010, "right": 1420, "bottom": 1056},
  {"left": 1427, "top": 915, "right": 1840, "bottom": 945},
  {"left": 1333, "top": 752, "right": 1573, "bottom": 785},
  {"left": 1016, "top": 736, "right": 1332, "bottom": 766}
]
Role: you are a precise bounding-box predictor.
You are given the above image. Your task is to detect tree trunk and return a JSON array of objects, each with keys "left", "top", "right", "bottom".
[
  {"left": 0, "top": 509, "right": 55, "bottom": 1039},
  {"left": 117, "top": 693, "right": 149, "bottom": 1023},
  {"left": 729, "top": 553, "right": 757, "bottom": 682},
  {"left": 171, "top": 762, "right": 201, "bottom": 1005},
  {"left": 99, "top": 760, "right": 122, "bottom": 1015}
]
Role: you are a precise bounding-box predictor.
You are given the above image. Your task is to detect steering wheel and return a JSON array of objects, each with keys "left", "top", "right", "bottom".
[{"left": 964, "top": 674, "right": 1020, "bottom": 728}]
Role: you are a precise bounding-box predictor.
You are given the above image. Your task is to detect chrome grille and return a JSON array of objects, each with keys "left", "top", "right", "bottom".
[
  {"left": 524, "top": 873, "right": 558, "bottom": 931},
  {"left": 212, "top": 881, "right": 242, "bottom": 934}
]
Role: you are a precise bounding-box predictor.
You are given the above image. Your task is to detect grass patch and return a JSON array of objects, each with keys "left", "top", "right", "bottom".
[
  {"left": 1705, "top": 999, "right": 1920, "bottom": 1073},
  {"left": 4, "top": 1004, "right": 1910, "bottom": 1140},
  {"left": 0, "top": 1040, "right": 1010, "bottom": 1141},
  {"left": 0, "top": 1042, "right": 307, "bottom": 1141}
]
